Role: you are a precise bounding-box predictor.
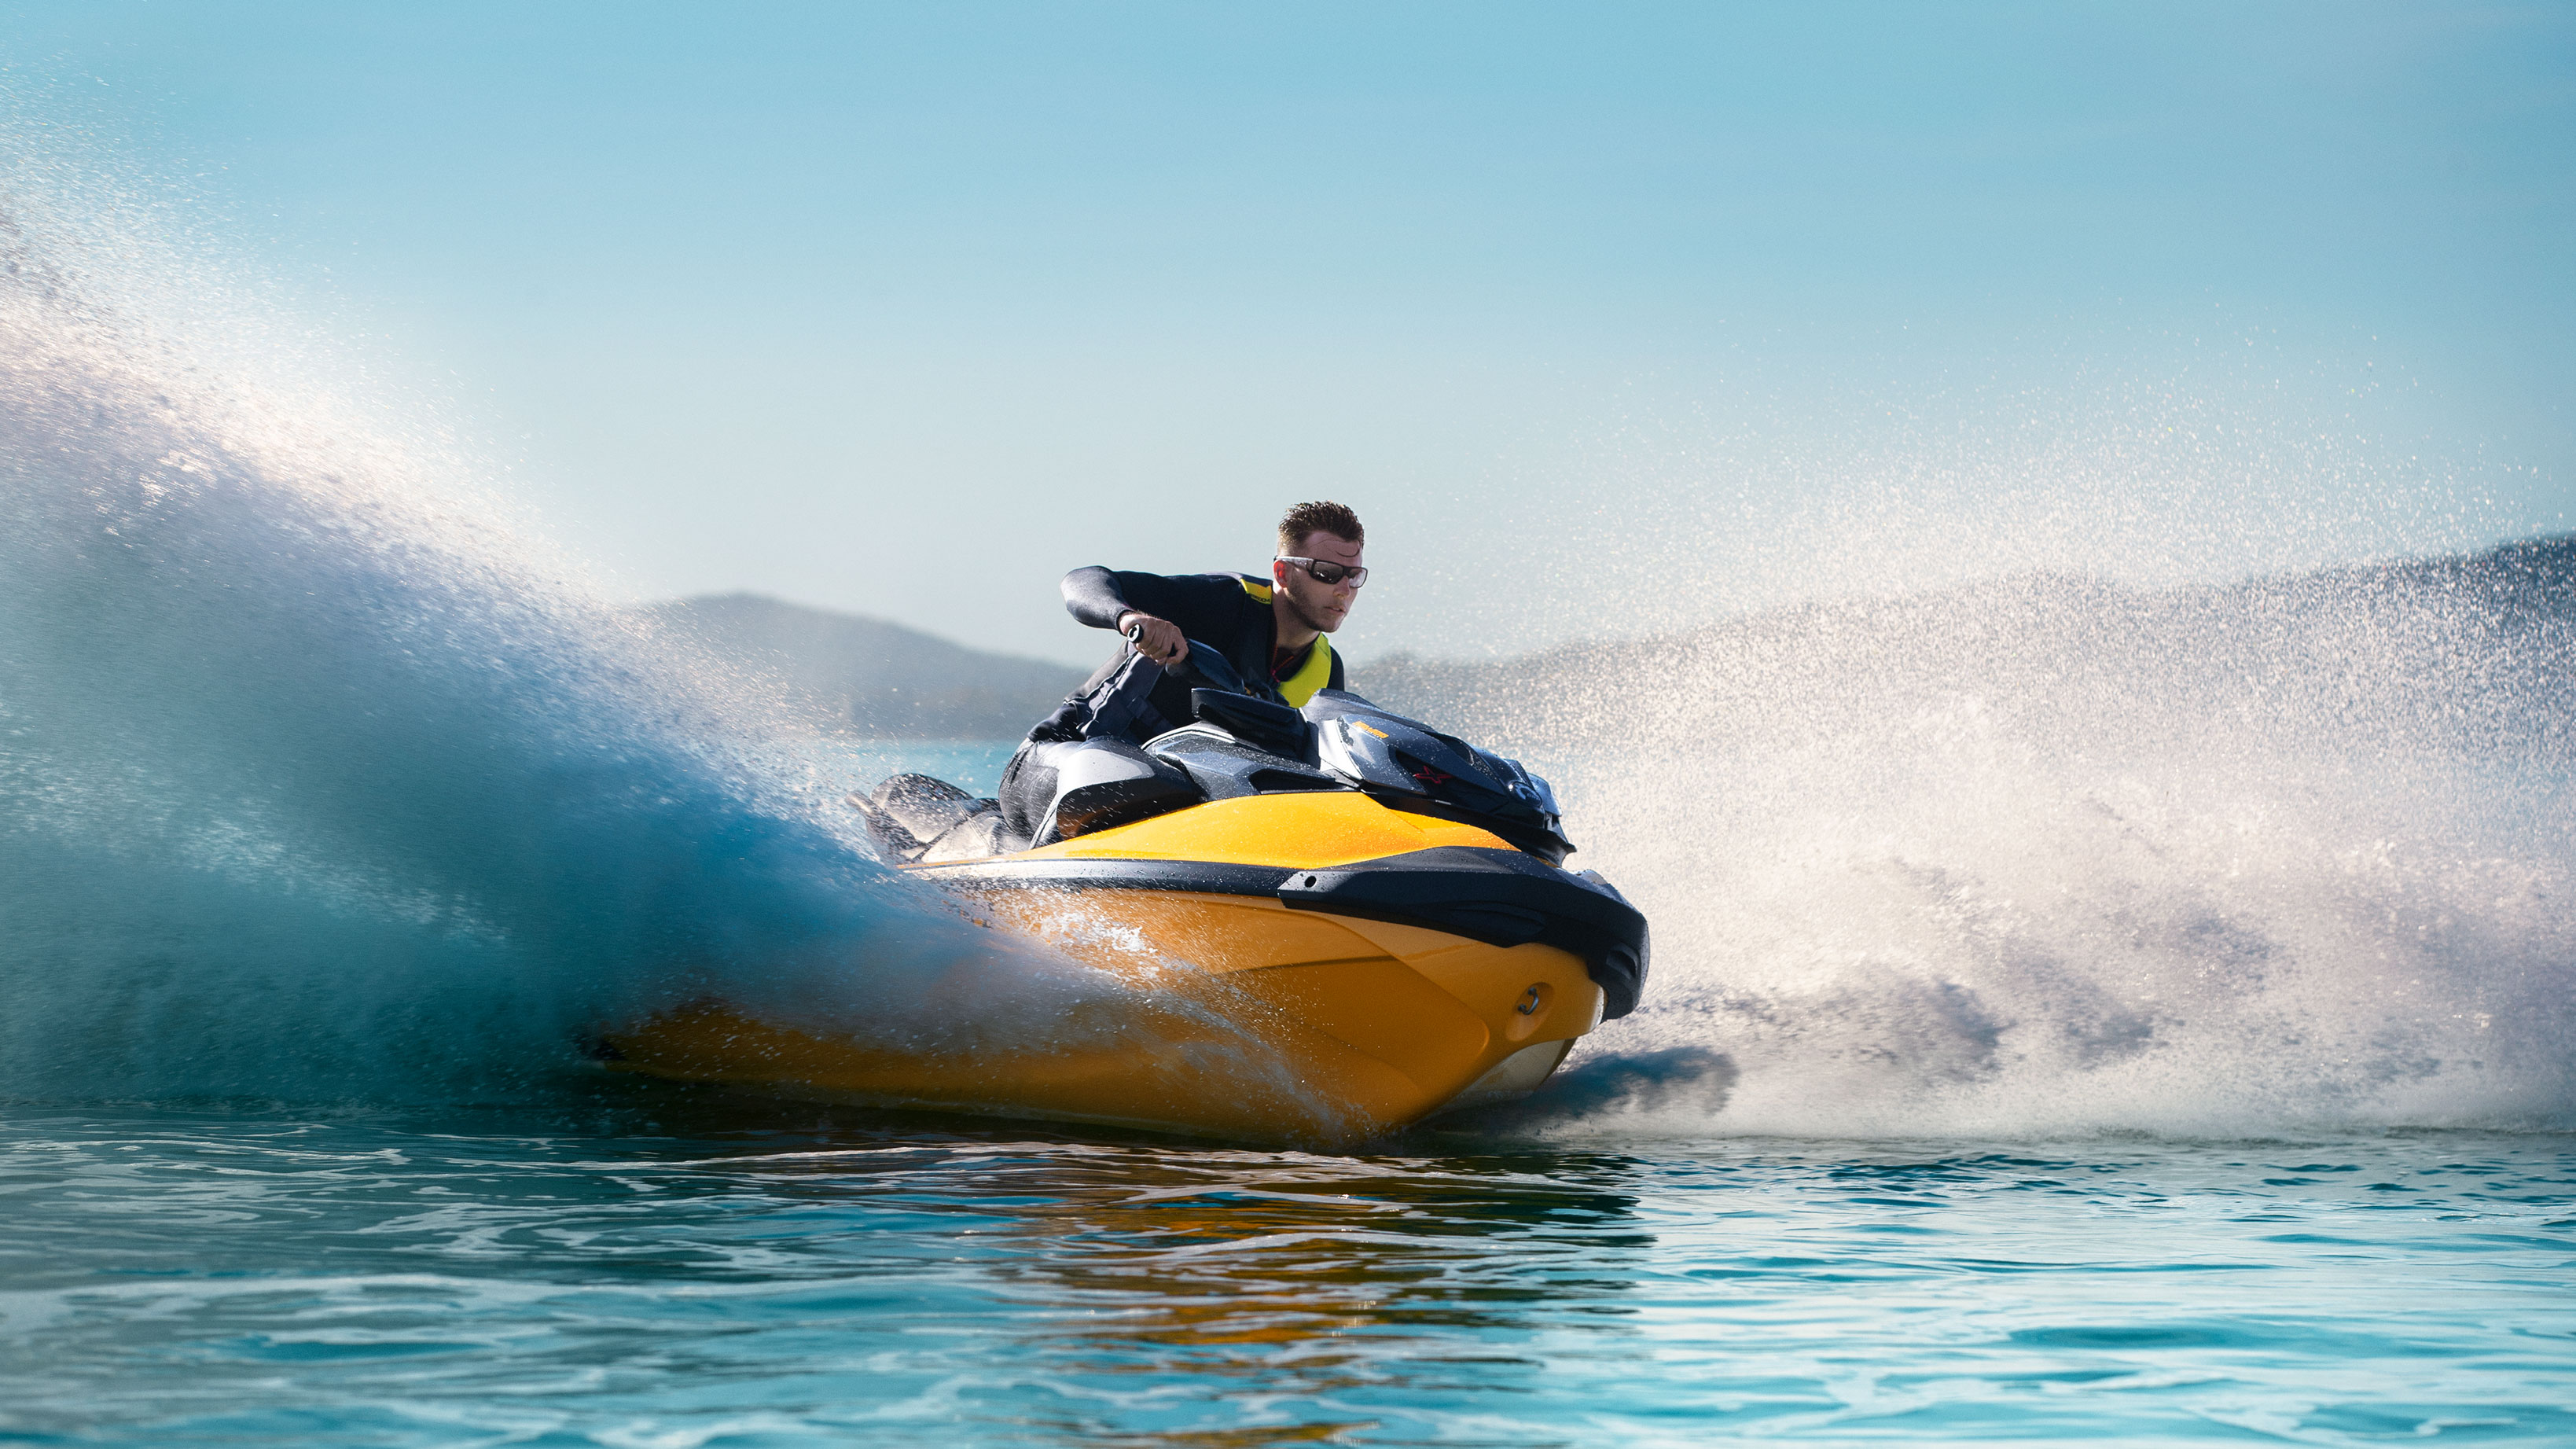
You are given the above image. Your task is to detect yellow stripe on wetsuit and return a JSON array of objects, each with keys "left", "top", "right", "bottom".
[{"left": 1238, "top": 576, "right": 1336, "bottom": 707}]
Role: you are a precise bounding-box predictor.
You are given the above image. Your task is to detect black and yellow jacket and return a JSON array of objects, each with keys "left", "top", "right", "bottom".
[{"left": 1060, "top": 565, "right": 1346, "bottom": 729}]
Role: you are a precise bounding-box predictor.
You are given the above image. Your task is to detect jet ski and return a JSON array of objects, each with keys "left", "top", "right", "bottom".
[{"left": 599, "top": 640, "right": 1648, "bottom": 1144}]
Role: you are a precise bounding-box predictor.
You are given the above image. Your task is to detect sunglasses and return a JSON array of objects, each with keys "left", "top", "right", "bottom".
[{"left": 1275, "top": 556, "right": 1369, "bottom": 588}]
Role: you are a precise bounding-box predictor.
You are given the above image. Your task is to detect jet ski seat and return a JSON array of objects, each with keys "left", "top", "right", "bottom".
[
  {"left": 1001, "top": 735, "right": 1201, "bottom": 848},
  {"left": 855, "top": 734, "right": 1207, "bottom": 866}
]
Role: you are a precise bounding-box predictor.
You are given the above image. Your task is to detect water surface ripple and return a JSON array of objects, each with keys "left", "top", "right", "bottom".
[{"left": 4, "top": 1107, "right": 2570, "bottom": 1445}]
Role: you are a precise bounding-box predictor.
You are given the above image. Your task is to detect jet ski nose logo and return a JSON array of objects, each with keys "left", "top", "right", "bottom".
[{"left": 1411, "top": 766, "right": 1453, "bottom": 788}]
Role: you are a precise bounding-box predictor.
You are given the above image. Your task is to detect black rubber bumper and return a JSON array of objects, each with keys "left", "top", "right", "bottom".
[{"left": 913, "top": 845, "right": 1651, "bottom": 1020}]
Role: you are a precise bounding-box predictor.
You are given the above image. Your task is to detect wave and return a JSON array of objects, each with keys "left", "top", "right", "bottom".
[{"left": 0, "top": 171, "right": 1093, "bottom": 1105}]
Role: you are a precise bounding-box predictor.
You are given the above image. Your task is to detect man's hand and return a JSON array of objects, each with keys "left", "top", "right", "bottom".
[{"left": 1119, "top": 612, "right": 1189, "bottom": 666}]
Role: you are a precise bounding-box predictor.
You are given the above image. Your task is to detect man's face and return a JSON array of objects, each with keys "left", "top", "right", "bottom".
[{"left": 1274, "top": 531, "right": 1363, "bottom": 634}]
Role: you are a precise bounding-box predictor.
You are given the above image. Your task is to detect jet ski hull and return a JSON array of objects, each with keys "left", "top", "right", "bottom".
[{"left": 598, "top": 793, "right": 1641, "bottom": 1144}]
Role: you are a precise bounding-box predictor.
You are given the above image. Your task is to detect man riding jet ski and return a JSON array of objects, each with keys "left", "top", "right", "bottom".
[
  {"left": 994, "top": 499, "right": 1368, "bottom": 846},
  {"left": 601, "top": 503, "right": 1648, "bottom": 1144},
  {"left": 1062, "top": 499, "right": 1363, "bottom": 719}
]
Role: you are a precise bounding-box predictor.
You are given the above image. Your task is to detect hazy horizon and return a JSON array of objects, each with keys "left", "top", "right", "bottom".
[
  {"left": 671, "top": 529, "right": 2574, "bottom": 675},
  {"left": 7, "top": 2, "right": 2570, "bottom": 664}
]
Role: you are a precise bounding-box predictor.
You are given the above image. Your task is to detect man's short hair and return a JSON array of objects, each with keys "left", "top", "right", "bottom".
[{"left": 1278, "top": 501, "right": 1364, "bottom": 554}]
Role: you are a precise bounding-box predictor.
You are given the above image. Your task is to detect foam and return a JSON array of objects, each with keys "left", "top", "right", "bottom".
[{"left": 1463, "top": 569, "right": 2576, "bottom": 1139}]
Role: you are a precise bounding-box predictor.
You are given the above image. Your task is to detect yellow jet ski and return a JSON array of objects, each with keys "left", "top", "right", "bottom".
[{"left": 600, "top": 643, "right": 1648, "bottom": 1145}]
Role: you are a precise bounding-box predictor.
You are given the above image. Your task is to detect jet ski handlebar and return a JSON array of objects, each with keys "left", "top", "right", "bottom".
[{"left": 1125, "top": 623, "right": 1259, "bottom": 698}]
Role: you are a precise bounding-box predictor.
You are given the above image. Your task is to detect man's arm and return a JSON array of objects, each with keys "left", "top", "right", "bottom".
[
  {"left": 1061, "top": 567, "right": 1210, "bottom": 664},
  {"left": 1060, "top": 566, "right": 1135, "bottom": 630}
]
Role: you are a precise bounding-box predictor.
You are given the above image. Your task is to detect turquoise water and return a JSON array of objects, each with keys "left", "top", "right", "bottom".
[{"left": 6, "top": 1105, "right": 2571, "bottom": 1445}]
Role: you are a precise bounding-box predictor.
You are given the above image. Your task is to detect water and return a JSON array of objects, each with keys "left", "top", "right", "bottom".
[
  {"left": 7, "top": 126, "right": 2576, "bottom": 1443},
  {"left": 6, "top": 1107, "right": 2571, "bottom": 1445}
]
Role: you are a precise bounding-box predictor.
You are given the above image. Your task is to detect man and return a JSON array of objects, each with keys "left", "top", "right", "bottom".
[
  {"left": 1047, "top": 499, "right": 1368, "bottom": 742},
  {"left": 993, "top": 501, "right": 1368, "bottom": 844}
]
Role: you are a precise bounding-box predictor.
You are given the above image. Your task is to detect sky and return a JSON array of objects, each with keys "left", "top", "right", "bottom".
[{"left": 5, "top": 2, "right": 2571, "bottom": 664}]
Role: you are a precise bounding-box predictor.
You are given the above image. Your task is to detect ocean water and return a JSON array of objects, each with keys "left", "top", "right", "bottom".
[
  {"left": 7, "top": 128, "right": 2576, "bottom": 1445},
  {"left": 5, "top": 1107, "right": 2572, "bottom": 1446}
]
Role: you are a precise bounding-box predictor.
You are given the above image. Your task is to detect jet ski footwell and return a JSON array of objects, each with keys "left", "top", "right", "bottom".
[{"left": 598, "top": 793, "right": 1646, "bottom": 1144}]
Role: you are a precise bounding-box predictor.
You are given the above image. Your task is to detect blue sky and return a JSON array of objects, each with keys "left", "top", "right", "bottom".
[{"left": 6, "top": 2, "right": 2570, "bottom": 662}]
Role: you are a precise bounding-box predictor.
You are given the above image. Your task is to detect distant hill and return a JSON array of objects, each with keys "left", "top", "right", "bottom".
[{"left": 646, "top": 593, "right": 1087, "bottom": 739}]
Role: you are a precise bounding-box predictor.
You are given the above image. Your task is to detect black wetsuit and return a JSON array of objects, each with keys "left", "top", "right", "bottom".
[
  {"left": 998, "top": 567, "right": 1351, "bottom": 845},
  {"left": 1053, "top": 566, "right": 1347, "bottom": 740}
]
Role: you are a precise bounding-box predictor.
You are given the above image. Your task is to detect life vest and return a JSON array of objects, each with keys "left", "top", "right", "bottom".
[{"left": 1237, "top": 576, "right": 1336, "bottom": 707}]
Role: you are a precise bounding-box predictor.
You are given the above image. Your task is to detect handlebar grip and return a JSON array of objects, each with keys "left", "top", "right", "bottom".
[{"left": 1125, "top": 619, "right": 1181, "bottom": 665}]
